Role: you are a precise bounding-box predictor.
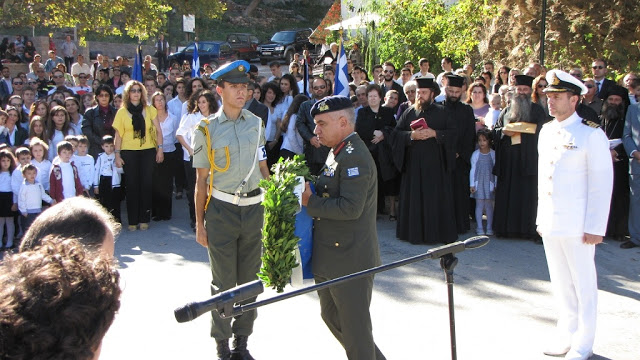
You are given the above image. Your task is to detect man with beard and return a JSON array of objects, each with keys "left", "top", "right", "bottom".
[
  {"left": 443, "top": 75, "right": 476, "bottom": 233},
  {"left": 391, "top": 77, "right": 457, "bottom": 244},
  {"left": 492, "top": 75, "right": 546, "bottom": 241},
  {"left": 296, "top": 76, "right": 331, "bottom": 175},
  {"left": 600, "top": 85, "right": 631, "bottom": 242},
  {"left": 380, "top": 62, "right": 406, "bottom": 111}
]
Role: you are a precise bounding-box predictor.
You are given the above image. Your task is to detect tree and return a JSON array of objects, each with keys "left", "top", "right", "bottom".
[
  {"left": 243, "top": 0, "right": 262, "bottom": 17},
  {"left": 481, "top": 0, "right": 640, "bottom": 74},
  {"left": 362, "top": 0, "right": 494, "bottom": 70},
  {"left": 0, "top": 0, "right": 226, "bottom": 41}
]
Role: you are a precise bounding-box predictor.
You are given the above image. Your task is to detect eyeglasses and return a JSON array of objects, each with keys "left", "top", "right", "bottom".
[
  {"left": 27, "top": 81, "right": 36, "bottom": 85},
  {"left": 592, "top": 65, "right": 604, "bottom": 70},
  {"left": 537, "top": 84, "right": 547, "bottom": 88},
  {"left": 12, "top": 81, "right": 22, "bottom": 85},
  {"left": 383, "top": 70, "right": 394, "bottom": 73},
  {"left": 313, "top": 85, "right": 327, "bottom": 90},
  {"left": 585, "top": 84, "right": 595, "bottom": 89},
  {"left": 97, "top": 93, "right": 110, "bottom": 97},
  {"left": 129, "top": 88, "right": 142, "bottom": 93},
  {"left": 52, "top": 75, "right": 64, "bottom": 79}
]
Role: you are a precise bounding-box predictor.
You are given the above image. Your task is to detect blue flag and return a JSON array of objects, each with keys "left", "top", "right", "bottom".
[
  {"left": 333, "top": 42, "right": 349, "bottom": 97},
  {"left": 303, "top": 59, "right": 310, "bottom": 97},
  {"left": 191, "top": 42, "right": 200, "bottom": 78},
  {"left": 132, "top": 44, "right": 143, "bottom": 82}
]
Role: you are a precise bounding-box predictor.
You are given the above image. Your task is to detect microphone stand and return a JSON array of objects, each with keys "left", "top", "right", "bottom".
[{"left": 175, "top": 236, "right": 489, "bottom": 360}]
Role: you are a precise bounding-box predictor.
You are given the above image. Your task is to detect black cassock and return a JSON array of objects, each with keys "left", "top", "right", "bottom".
[
  {"left": 443, "top": 100, "right": 476, "bottom": 233},
  {"left": 492, "top": 102, "right": 546, "bottom": 239},
  {"left": 391, "top": 103, "right": 458, "bottom": 244},
  {"left": 602, "top": 115, "right": 629, "bottom": 238}
]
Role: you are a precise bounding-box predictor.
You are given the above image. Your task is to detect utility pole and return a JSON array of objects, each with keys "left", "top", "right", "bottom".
[{"left": 539, "top": 0, "right": 547, "bottom": 66}]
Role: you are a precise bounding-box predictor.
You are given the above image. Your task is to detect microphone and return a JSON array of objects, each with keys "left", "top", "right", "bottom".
[
  {"left": 426, "top": 236, "right": 490, "bottom": 259},
  {"left": 174, "top": 280, "right": 264, "bottom": 323},
  {"left": 463, "top": 235, "right": 490, "bottom": 249}
]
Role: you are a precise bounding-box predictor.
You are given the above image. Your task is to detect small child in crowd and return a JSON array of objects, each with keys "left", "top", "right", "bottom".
[
  {"left": 0, "top": 150, "right": 17, "bottom": 249},
  {"left": 49, "top": 141, "right": 83, "bottom": 203},
  {"left": 485, "top": 94, "right": 502, "bottom": 130},
  {"left": 93, "top": 135, "right": 123, "bottom": 223},
  {"left": 29, "top": 138, "right": 51, "bottom": 191},
  {"left": 18, "top": 164, "right": 54, "bottom": 231},
  {"left": 72, "top": 135, "right": 94, "bottom": 196},
  {"left": 11, "top": 147, "right": 32, "bottom": 216},
  {"left": 470, "top": 129, "right": 496, "bottom": 236}
]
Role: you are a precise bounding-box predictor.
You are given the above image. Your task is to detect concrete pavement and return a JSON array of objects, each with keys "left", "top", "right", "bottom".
[{"left": 100, "top": 198, "right": 639, "bottom": 360}]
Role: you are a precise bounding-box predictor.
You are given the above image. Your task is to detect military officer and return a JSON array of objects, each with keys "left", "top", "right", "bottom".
[
  {"left": 301, "top": 96, "right": 386, "bottom": 360},
  {"left": 537, "top": 70, "right": 613, "bottom": 360},
  {"left": 192, "top": 60, "right": 270, "bottom": 360}
]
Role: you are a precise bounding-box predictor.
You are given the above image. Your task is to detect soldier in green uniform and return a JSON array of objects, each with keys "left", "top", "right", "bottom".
[
  {"left": 192, "top": 60, "right": 270, "bottom": 360},
  {"left": 301, "top": 96, "right": 386, "bottom": 360}
]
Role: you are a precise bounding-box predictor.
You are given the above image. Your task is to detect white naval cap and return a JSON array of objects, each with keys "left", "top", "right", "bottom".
[{"left": 543, "top": 69, "right": 588, "bottom": 95}]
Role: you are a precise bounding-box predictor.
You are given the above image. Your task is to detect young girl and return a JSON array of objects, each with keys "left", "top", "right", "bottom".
[
  {"left": 29, "top": 100, "right": 49, "bottom": 122},
  {"left": 470, "top": 129, "right": 496, "bottom": 236},
  {"left": 26, "top": 116, "right": 48, "bottom": 146},
  {"left": 29, "top": 138, "right": 51, "bottom": 192},
  {"left": 0, "top": 150, "right": 17, "bottom": 249},
  {"left": 47, "top": 106, "right": 75, "bottom": 161}
]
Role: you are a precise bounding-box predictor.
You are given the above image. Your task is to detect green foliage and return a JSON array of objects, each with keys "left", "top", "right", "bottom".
[
  {"left": 361, "top": 0, "right": 494, "bottom": 68},
  {"left": 258, "top": 155, "right": 311, "bottom": 293},
  {"left": 0, "top": 0, "right": 225, "bottom": 41}
]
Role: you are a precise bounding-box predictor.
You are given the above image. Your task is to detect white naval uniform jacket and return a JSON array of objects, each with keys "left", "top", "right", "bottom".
[{"left": 536, "top": 112, "right": 613, "bottom": 237}]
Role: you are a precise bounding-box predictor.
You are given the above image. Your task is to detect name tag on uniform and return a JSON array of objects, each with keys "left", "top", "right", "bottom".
[{"left": 347, "top": 167, "right": 359, "bottom": 177}]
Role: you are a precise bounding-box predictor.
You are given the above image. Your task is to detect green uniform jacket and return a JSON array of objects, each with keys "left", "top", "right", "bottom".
[{"left": 307, "top": 133, "right": 382, "bottom": 279}]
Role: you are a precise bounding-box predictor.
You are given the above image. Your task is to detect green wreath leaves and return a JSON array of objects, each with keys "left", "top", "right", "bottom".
[{"left": 258, "top": 155, "right": 312, "bottom": 292}]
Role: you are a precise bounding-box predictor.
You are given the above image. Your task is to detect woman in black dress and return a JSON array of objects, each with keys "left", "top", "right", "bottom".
[{"left": 355, "top": 84, "right": 399, "bottom": 220}]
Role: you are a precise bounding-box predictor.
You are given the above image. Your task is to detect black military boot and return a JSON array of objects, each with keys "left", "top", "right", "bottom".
[
  {"left": 216, "top": 339, "right": 231, "bottom": 360},
  {"left": 231, "top": 335, "right": 255, "bottom": 360}
]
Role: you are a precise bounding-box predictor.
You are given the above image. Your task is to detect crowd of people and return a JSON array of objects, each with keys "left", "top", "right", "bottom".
[{"left": 0, "top": 39, "right": 637, "bottom": 252}]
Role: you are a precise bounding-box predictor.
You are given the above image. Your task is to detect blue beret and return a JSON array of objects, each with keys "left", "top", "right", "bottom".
[
  {"left": 310, "top": 95, "right": 353, "bottom": 117},
  {"left": 210, "top": 60, "right": 250, "bottom": 83}
]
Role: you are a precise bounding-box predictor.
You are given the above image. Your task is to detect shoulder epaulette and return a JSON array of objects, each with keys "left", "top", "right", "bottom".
[
  {"left": 196, "top": 118, "right": 211, "bottom": 135},
  {"left": 581, "top": 119, "right": 600, "bottom": 128}
]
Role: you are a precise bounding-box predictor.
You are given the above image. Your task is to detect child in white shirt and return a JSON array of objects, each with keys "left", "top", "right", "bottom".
[
  {"left": 18, "top": 164, "right": 54, "bottom": 231},
  {"left": 29, "top": 138, "right": 52, "bottom": 192},
  {"left": 93, "top": 135, "right": 122, "bottom": 222},
  {"left": 72, "top": 135, "right": 94, "bottom": 196}
]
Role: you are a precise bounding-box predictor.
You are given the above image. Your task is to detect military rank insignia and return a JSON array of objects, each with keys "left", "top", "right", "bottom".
[
  {"left": 345, "top": 141, "right": 354, "bottom": 154},
  {"left": 581, "top": 119, "right": 600, "bottom": 128}
]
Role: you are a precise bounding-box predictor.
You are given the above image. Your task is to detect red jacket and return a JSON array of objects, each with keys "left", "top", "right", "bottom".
[{"left": 49, "top": 162, "right": 84, "bottom": 202}]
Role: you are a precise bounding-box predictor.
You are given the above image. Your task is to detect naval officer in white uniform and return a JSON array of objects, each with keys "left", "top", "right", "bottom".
[{"left": 537, "top": 69, "right": 613, "bottom": 360}]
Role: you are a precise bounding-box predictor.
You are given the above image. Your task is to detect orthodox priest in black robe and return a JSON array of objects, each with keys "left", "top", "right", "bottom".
[
  {"left": 601, "top": 86, "right": 630, "bottom": 240},
  {"left": 391, "top": 77, "right": 458, "bottom": 244},
  {"left": 442, "top": 75, "right": 476, "bottom": 234},
  {"left": 492, "top": 75, "right": 547, "bottom": 240}
]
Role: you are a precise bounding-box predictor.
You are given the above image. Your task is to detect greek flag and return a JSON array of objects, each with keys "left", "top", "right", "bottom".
[
  {"left": 333, "top": 42, "right": 349, "bottom": 97},
  {"left": 191, "top": 42, "right": 200, "bottom": 78},
  {"left": 132, "top": 44, "right": 143, "bottom": 82}
]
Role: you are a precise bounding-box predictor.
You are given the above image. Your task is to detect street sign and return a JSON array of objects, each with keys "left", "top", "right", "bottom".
[{"left": 183, "top": 15, "right": 195, "bottom": 33}]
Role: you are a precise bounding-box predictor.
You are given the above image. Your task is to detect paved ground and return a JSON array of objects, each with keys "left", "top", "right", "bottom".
[{"left": 99, "top": 197, "right": 639, "bottom": 360}]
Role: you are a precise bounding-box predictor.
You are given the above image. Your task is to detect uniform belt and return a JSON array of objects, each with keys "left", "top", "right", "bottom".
[{"left": 211, "top": 188, "right": 263, "bottom": 206}]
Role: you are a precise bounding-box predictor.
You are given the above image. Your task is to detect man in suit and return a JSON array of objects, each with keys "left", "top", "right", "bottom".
[
  {"left": 296, "top": 76, "right": 330, "bottom": 175},
  {"left": 622, "top": 101, "right": 640, "bottom": 249},
  {"left": 301, "top": 95, "right": 385, "bottom": 360},
  {"left": 380, "top": 62, "right": 406, "bottom": 113},
  {"left": 591, "top": 58, "right": 615, "bottom": 100},
  {"left": 244, "top": 81, "right": 268, "bottom": 127}
]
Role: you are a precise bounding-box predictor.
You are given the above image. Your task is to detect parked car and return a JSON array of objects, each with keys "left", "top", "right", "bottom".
[
  {"left": 257, "top": 28, "right": 319, "bottom": 65},
  {"left": 226, "top": 33, "right": 260, "bottom": 61},
  {"left": 167, "top": 41, "right": 236, "bottom": 70}
]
